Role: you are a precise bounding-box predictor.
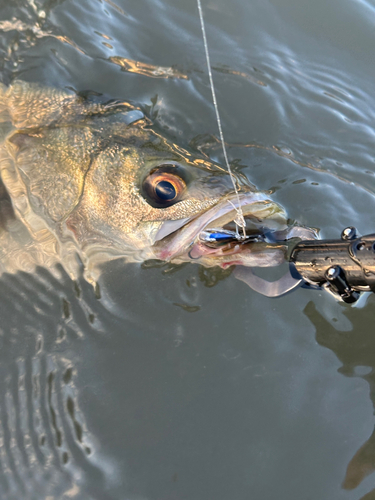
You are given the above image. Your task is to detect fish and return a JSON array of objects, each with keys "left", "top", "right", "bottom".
[{"left": 0, "top": 80, "right": 315, "bottom": 285}]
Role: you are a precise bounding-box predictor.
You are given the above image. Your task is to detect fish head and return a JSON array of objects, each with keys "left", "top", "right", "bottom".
[
  {"left": 65, "top": 122, "right": 290, "bottom": 268},
  {"left": 1, "top": 81, "right": 307, "bottom": 275}
]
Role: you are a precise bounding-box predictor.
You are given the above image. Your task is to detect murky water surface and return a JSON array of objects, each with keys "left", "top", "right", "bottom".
[{"left": 0, "top": 0, "right": 375, "bottom": 498}]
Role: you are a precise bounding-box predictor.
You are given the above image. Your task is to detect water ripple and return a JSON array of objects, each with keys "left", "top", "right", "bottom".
[{"left": 0, "top": 266, "right": 123, "bottom": 499}]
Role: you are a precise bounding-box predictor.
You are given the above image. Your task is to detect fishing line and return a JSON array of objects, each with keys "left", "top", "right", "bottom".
[{"left": 196, "top": 0, "right": 246, "bottom": 239}]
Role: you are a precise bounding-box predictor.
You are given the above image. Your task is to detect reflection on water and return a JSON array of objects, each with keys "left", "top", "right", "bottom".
[
  {"left": 108, "top": 55, "right": 188, "bottom": 79},
  {"left": 305, "top": 298, "right": 375, "bottom": 498}
]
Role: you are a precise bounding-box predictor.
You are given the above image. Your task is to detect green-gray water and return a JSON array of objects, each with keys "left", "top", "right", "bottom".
[{"left": 1, "top": 0, "right": 375, "bottom": 498}]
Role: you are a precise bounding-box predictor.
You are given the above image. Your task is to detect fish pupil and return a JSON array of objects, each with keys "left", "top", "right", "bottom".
[{"left": 155, "top": 180, "right": 177, "bottom": 201}]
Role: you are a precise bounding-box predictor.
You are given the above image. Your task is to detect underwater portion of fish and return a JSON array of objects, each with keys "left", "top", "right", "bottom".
[{"left": 0, "top": 80, "right": 308, "bottom": 281}]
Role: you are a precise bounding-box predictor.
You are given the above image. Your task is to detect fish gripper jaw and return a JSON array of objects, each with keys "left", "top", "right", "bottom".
[{"left": 289, "top": 227, "right": 375, "bottom": 302}]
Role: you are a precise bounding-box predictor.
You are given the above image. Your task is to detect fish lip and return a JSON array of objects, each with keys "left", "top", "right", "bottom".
[{"left": 153, "top": 191, "right": 284, "bottom": 260}]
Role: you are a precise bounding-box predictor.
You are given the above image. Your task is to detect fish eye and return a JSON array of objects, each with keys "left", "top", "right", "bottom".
[
  {"left": 142, "top": 165, "right": 187, "bottom": 208},
  {"left": 155, "top": 180, "right": 177, "bottom": 201}
]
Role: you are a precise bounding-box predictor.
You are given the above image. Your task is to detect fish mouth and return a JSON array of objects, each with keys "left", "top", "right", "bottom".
[{"left": 153, "top": 192, "right": 297, "bottom": 267}]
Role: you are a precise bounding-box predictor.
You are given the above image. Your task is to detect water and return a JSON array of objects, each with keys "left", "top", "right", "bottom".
[{"left": 0, "top": 0, "right": 375, "bottom": 498}]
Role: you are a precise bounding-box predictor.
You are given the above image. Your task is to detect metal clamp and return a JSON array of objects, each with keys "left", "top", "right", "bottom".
[{"left": 290, "top": 226, "right": 375, "bottom": 303}]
